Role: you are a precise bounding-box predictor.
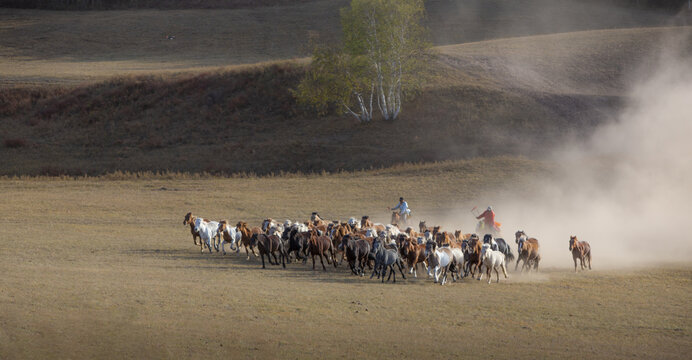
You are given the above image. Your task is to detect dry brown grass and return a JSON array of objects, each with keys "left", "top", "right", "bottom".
[{"left": 0, "top": 159, "right": 689, "bottom": 359}]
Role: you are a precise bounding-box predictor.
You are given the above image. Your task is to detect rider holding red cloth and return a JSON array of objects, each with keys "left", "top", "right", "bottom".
[{"left": 476, "top": 206, "right": 499, "bottom": 232}]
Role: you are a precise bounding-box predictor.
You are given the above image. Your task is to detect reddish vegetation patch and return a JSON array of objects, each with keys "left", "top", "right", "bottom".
[{"left": 3, "top": 138, "right": 27, "bottom": 148}]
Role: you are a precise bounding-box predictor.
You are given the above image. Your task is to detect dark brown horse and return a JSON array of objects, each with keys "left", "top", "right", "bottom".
[
  {"left": 515, "top": 230, "right": 540, "bottom": 272},
  {"left": 465, "top": 234, "right": 483, "bottom": 277},
  {"left": 569, "top": 235, "right": 591, "bottom": 272},
  {"left": 236, "top": 221, "right": 261, "bottom": 260},
  {"left": 340, "top": 235, "right": 371, "bottom": 276},
  {"left": 307, "top": 229, "right": 336, "bottom": 271},
  {"left": 251, "top": 233, "right": 286, "bottom": 269}
]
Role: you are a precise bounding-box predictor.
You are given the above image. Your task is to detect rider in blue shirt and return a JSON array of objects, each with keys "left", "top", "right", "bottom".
[{"left": 389, "top": 197, "right": 410, "bottom": 217}]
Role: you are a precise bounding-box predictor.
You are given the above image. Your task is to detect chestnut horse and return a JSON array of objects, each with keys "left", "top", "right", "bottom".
[
  {"left": 306, "top": 229, "right": 336, "bottom": 271},
  {"left": 399, "top": 236, "right": 428, "bottom": 277},
  {"left": 515, "top": 230, "right": 541, "bottom": 272},
  {"left": 569, "top": 235, "right": 592, "bottom": 272},
  {"left": 236, "top": 221, "right": 261, "bottom": 260},
  {"left": 464, "top": 234, "right": 483, "bottom": 277}
]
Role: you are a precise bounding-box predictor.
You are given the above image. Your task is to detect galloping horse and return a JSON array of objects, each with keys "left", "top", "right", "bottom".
[
  {"left": 391, "top": 211, "right": 410, "bottom": 227},
  {"left": 183, "top": 212, "right": 203, "bottom": 247},
  {"left": 464, "top": 234, "right": 483, "bottom": 277},
  {"left": 340, "top": 235, "right": 371, "bottom": 276},
  {"left": 424, "top": 240, "right": 458, "bottom": 285},
  {"left": 217, "top": 220, "right": 241, "bottom": 255},
  {"left": 306, "top": 229, "right": 336, "bottom": 271},
  {"left": 484, "top": 234, "right": 514, "bottom": 262},
  {"left": 399, "top": 236, "right": 427, "bottom": 277},
  {"left": 478, "top": 243, "right": 509, "bottom": 284},
  {"left": 569, "top": 235, "right": 592, "bottom": 272},
  {"left": 370, "top": 238, "right": 407, "bottom": 283},
  {"left": 251, "top": 233, "right": 287, "bottom": 269},
  {"left": 237, "top": 221, "right": 261, "bottom": 260},
  {"left": 515, "top": 230, "right": 540, "bottom": 272}
]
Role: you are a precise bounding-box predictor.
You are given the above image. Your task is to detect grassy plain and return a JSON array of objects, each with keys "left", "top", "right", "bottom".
[{"left": 0, "top": 159, "right": 690, "bottom": 359}]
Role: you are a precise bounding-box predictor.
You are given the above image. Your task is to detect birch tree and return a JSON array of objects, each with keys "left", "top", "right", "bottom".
[{"left": 296, "top": 0, "right": 429, "bottom": 122}]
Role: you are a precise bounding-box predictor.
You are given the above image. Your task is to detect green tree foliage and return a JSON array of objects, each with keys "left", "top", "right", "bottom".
[{"left": 296, "top": 0, "right": 430, "bottom": 122}]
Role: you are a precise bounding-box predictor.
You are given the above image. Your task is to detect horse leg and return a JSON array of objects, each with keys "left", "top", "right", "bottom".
[
  {"left": 573, "top": 256, "right": 578, "bottom": 272},
  {"left": 260, "top": 252, "right": 266, "bottom": 269},
  {"left": 494, "top": 267, "right": 500, "bottom": 283},
  {"left": 245, "top": 244, "right": 251, "bottom": 260},
  {"left": 319, "top": 253, "right": 327, "bottom": 272},
  {"left": 397, "top": 260, "right": 406, "bottom": 279},
  {"left": 312, "top": 253, "right": 316, "bottom": 270},
  {"left": 587, "top": 253, "right": 592, "bottom": 270},
  {"left": 221, "top": 239, "right": 226, "bottom": 255}
]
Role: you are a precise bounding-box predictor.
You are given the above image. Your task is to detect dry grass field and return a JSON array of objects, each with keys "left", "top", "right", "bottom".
[{"left": 0, "top": 159, "right": 690, "bottom": 359}]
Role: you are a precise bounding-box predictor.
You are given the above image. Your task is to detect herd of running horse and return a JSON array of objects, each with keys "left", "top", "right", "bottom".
[{"left": 182, "top": 212, "right": 593, "bottom": 285}]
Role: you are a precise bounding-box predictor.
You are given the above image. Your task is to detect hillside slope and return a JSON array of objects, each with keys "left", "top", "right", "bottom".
[
  {"left": 2, "top": 27, "right": 688, "bottom": 176},
  {"left": 0, "top": 0, "right": 686, "bottom": 86}
]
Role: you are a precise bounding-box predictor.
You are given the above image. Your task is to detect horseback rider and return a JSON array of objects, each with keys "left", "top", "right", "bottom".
[
  {"left": 388, "top": 197, "right": 411, "bottom": 218},
  {"left": 476, "top": 206, "right": 499, "bottom": 234}
]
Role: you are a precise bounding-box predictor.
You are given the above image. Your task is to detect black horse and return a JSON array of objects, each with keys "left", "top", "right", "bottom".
[
  {"left": 282, "top": 228, "right": 309, "bottom": 263},
  {"left": 483, "top": 234, "right": 514, "bottom": 262}
]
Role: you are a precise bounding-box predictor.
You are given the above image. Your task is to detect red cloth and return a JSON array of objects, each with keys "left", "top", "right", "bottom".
[{"left": 476, "top": 209, "right": 495, "bottom": 228}]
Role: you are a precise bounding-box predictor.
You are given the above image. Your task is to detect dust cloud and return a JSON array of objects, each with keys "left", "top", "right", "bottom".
[{"left": 461, "top": 31, "right": 692, "bottom": 268}]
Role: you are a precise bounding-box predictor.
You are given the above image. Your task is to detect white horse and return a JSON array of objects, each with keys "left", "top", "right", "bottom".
[
  {"left": 347, "top": 217, "right": 361, "bottom": 230},
  {"left": 217, "top": 221, "right": 242, "bottom": 255},
  {"left": 478, "top": 243, "right": 508, "bottom": 284},
  {"left": 385, "top": 224, "right": 401, "bottom": 243},
  {"left": 194, "top": 218, "right": 220, "bottom": 254},
  {"left": 425, "top": 241, "right": 457, "bottom": 285}
]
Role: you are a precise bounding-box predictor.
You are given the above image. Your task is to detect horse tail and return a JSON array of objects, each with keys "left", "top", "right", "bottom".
[{"left": 505, "top": 247, "right": 515, "bottom": 262}]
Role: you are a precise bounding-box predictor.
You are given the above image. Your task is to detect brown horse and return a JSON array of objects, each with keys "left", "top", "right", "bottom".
[
  {"left": 252, "top": 233, "right": 286, "bottom": 269},
  {"left": 183, "top": 212, "right": 205, "bottom": 246},
  {"left": 361, "top": 216, "right": 373, "bottom": 229},
  {"left": 454, "top": 230, "right": 473, "bottom": 242},
  {"left": 391, "top": 211, "right": 410, "bottom": 227},
  {"left": 307, "top": 229, "right": 336, "bottom": 271},
  {"left": 399, "top": 236, "right": 428, "bottom": 277},
  {"left": 331, "top": 223, "right": 353, "bottom": 264},
  {"left": 419, "top": 221, "right": 431, "bottom": 233},
  {"left": 569, "top": 235, "right": 591, "bottom": 272},
  {"left": 435, "top": 230, "right": 454, "bottom": 247},
  {"left": 515, "top": 230, "right": 540, "bottom": 272},
  {"left": 236, "top": 221, "right": 261, "bottom": 260},
  {"left": 464, "top": 235, "right": 483, "bottom": 277}
]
